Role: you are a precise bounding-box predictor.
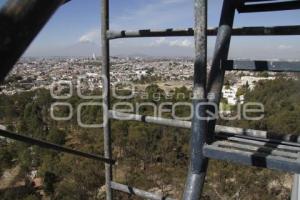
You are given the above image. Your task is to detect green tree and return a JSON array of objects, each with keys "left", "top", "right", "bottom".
[{"left": 44, "top": 171, "right": 57, "bottom": 195}]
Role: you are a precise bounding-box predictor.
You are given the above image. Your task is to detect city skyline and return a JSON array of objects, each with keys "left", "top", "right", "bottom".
[{"left": 1, "top": 0, "right": 300, "bottom": 59}]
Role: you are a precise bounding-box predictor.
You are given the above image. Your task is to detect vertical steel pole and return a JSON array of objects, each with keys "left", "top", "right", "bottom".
[
  {"left": 207, "top": 0, "right": 236, "bottom": 139},
  {"left": 291, "top": 174, "right": 300, "bottom": 200},
  {"left": 183, "top": 0, "right": 208, "bottom": 199},
  {"left": 101, "top": 0, "right": 113, "bottom": 199}
]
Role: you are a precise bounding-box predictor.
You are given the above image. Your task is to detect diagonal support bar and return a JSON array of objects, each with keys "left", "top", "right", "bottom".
[
  {"left": 0, "top": 129, "right": 115, "bottom": 164},
  {"left": 206, "top": 0, "right": 236, "bottom": 147}
]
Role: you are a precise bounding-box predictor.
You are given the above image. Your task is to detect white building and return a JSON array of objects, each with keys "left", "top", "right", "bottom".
[
  {"left": 136, "top": 70, "right": 147, "bottom": 80},
  {"left": 222, "top": 85, "right": 245, "bottom": 105},
  {"left": 241, "top": 76, "right": 276, "bottom": 90},
  {"left": 222, "top": 86, "right": 238, "bottom": 105}
]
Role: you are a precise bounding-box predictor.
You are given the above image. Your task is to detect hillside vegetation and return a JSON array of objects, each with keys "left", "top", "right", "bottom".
[{"left": 0, "top": 78, "right": 299, "bottom": 199}]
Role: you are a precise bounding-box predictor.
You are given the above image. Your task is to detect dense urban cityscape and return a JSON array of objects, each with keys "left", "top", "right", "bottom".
[{"left": 2, "top": 57, "right": 295, "bottom": 106}]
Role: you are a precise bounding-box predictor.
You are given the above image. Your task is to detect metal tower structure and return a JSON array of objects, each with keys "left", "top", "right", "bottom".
[
  {"left": 103, "top": 0, "right": 300, "bottom": 199},
  {"left": 1, "top": 0, "right": 300, "bottom": 200}
]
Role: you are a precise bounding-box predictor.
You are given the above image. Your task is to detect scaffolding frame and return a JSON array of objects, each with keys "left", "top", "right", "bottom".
[
  {"left": 101, "top": 0, "right": 300, "bottom": 199},
  {"left": 0, "top": 0, "right": 300, "bottom": 200}
]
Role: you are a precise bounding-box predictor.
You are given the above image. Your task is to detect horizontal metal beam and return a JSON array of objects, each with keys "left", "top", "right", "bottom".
[
  {"left": 109, "top": 110, "right": 191, "bottom": 129},
  {"left": 107, "top": 28, "right": 196, "bottom": 39},
  {"left": 203, "top": 142, "right": 300, "bottom": 173},
  {"left": 108, "top": 28, "right": 196, "bottom": 39},
  {"left": 107, "top": 26, "right": 300, "bottom": 39},
  {"left": 213, "top": 140, "right": 299, "bottom": 158},
  {"left": 224, "top": 60, "right": 300, "bottom": 72},
  {"left": 238, "top": 1, "right": 300, "bottom": 13},
  {"left": 109, "top": 110, "right": 300, "bottom": 143},
  {"left": 111, "top": 182, "right": 176, "bottom": 200},
  {"left": 0, "top": 0, "right": 66, "bottom": 82},
  {"left": 0, "top": 129, "right": 115, "bottom": 164},
  {"left": 224, "top": 136, "right": 300, "bottom": 151},
  {"left": 215, "top": 125, "right": 268, "bottom": 139}
]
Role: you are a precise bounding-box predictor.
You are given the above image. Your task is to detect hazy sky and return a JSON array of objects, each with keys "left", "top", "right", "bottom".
[{"left": 1, "top": 0, "right": 300, "bottom": 59}]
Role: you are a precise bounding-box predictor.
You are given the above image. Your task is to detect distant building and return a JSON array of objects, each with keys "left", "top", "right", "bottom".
[
  {"left": 222, "top": 85, "right": 245, "bottom": 105},
  {"left": 222, "top": 86, "right": 238, "bottom": 105},
  {"left": 136, "top": 70, "right": 147, "bottom": 80},
  {"left": 240, "top": 76, "right": 276, "bottom": 90}
]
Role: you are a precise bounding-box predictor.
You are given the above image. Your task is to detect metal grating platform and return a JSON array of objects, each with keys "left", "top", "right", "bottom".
[{"left": 204, "top": 136, "right": 300, "bottom": 173}]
